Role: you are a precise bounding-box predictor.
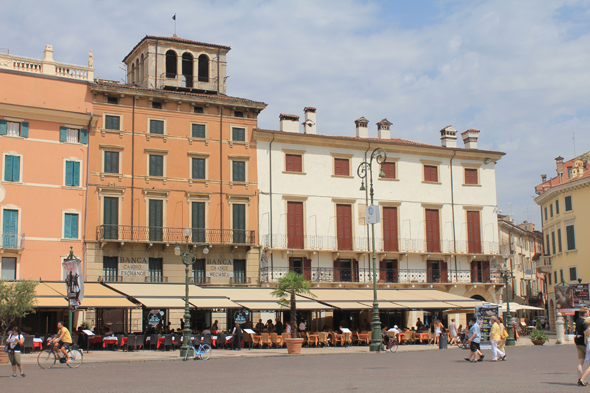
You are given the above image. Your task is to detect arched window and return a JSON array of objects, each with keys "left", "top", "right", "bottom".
[
  {"left": 129, "top": 63, "right": 135, "bottom": 84},
  {"left": 135, "top": 59, "right": 140, "bottom": 84},
  {"left": 139, "top": 54, "right": 144, "bottom": 83},
  {"left": 165, "top": 50, "right": 177, "bottom": 78},
  {"left": 198, "top": 54, "right": 209, "bottom": 82},
  {"left": 182, "top": 52, "right": 194, "bottom": 88}
]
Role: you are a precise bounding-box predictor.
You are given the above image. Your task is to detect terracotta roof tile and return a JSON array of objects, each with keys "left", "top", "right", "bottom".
[{"left": 123, "top": 35, "right": 231, "bottom": 63}]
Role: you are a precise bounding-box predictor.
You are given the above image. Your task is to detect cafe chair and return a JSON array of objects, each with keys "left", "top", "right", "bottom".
[
  {"left": 136, "top": 335, "right": 145, "bottom": 351},
  {"left": 123, "top": 335, "right": 136, "bottom": 352},
  {"left": 173, "top": 334, "right": 182, "bottom": 350},
  {"left": 193, "top": 334, "right": 202, "bottom": 347},
  {"left": 162, "top": 334, "right": 173, "bottom": 351},
  {"left": 351, "top": 332, "right": 359, "bottom": 346},
  {"left": 203, "top": 333, "right": 212, "bottom": 347},
  {"left": 149, "top": 334, "right": 160, "bottom": 350},
  {"left": 251, "top": 333, "right": 262, "bottom": 349},
  {"left": 216, "top": 333, "right": 226, "bottom": 349},
  {"left": 318, "top": 332, "right": 329, "bottom": 348},
  {"left": 260, "top": 333, "right": 271, "bottom": 348},
  {"left": 23, "top": 335, "right": 34, "bottom": 353},
  {"left": 342, "top": 332, "right": 352, "bottom": 347},
  {"left": 243, "top": 332, "right": 252, "bottom": 349},
  {"left": 270, "top": 333, "right": 281, "bottom": 348},
  {"left": 280, "top": 333, "right": 290, "bottom": 347},
  {"left": 116, "top": 334, "right": 125, "bottom": 350}
]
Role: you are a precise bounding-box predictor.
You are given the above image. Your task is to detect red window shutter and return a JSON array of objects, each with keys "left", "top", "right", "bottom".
[
  {"left": 379, "top": 260, "right": 386, "bottom": 282},
  {"left": 335, "top": 158, "right": 349, "bottom": 176},
  {"left": 333, "top": 258, "right": 341, "bottom": 282},
  {"left": 471, "top": 261, "right": 479, "bottom": 283},
  {"left": 353, "top": 259, "right": 359, "bottom": 282},
  {"left": 287, "top": 202, "right": 304, "bottom": 249},
  {"left": 482, "top": 261, "right": 490, "bottom": 283},
  {"left": 337, "top": 204, "right": 352, "bottom": 250},
  {"left": 286, "top": 154, "right": 302, "bottom": 173},
  {"left": 288, "top": 257, "right": 294, "bottom": 271},
  {"left": 426, "top": 260, "right": 433, "bottom": 282},
  {"left": 381, "top": 162, "right": 395, "bottom": 179},
  {"left": 467, "top": 211, "right": 481, "bottom": 253},
  {"left": 424, "top": 165, "right": 438, "bottom": 182},
  {"left": 465, "top": 168, "right": 477, "bottom": 185},
  {"left": 425, "top": 209, "right": 440, "bottom": 252},
  {"left": 441, "top": 261, "right": 448, "bottom": 283},
  {"left": 383, "top": 207, "right": 398, "bottom": 251},
  {"left": 304, "top": 258, "right": 312, "bottom": 280}
]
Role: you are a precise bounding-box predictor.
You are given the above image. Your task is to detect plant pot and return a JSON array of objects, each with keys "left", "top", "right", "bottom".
[
  {"left": 284, "top": 338, "right": 304, "bottom": 354},
  {"left": 532, "top": 340, "right": 545, "bottom": 346},
  {"left": 0, "top": 351, "right": 8, "bottom": 364}
]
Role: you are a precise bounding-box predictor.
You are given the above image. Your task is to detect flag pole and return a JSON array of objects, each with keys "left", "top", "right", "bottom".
[{"left": 173, "top": 13, "right": 177, "bottom": 36}]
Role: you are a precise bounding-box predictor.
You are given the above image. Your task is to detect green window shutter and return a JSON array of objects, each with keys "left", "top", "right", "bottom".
[
  {"left": 558, "top": 228, "right": 562, "bottom": 253},
  {"left": 149, "top": 155, "right": 163, "bottom": 177},
  {"left": 192, "top": 158, "right": 205, "bottom": 179},
  {"left": 566, "top": 225, "right": 576, "bottom": 250},
  {"left": 73, "top": 161, "right": 80, "bottom": 186},
  {"left": 105, "top": 115, "right": 120, "bottom": 130},
  {"left": 192, "top": 124, "right": 205, "bottom": 138},
  {"left": 150, "top": 120, "right": 164, "bottom": 135},
  {"left": 65, "top": 161, "right": 74, "bottom": 186},
  {"left": 21, "top": 122, "right": 29, "bottom": 138},
  {"left": 0, "top": 119, "right": 6, "bottom": 135},
  {"left": 192, "top": 201, "right": 206, "bottom": 242},
  {"left": 64, "top": 213, "right": 78, "bottom": 239},
  {"left": 233, "top": 204, "right": 245, "bottom": 230},
  {"left": 64, "top": 214, "right": 71, "bottom": 238},
  {"left": 4, "top": 155, "right": 13, "bottom": 181},
  {"left": 12, "top": 156, "right": 19, "bottom": 182},
  {"left": 59, "top": 126, "right": 68, "bottom": 142},
  {"left": 565, "top": 196, "right": 573, "bottom": 211},
  {"left": 232, "top": 127, "right": 245, "bottom": 141},
  {"left": 233, "top": 161, "right": 245, "bottom": 182},
  {"left": 80, "top": 128, "right": 88, "bottom": 144},
  {"left": 104, "top": 151, "right": 119, "bottom": 173}
]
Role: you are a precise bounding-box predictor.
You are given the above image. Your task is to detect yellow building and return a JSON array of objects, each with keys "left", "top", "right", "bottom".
[{"left": 535, "top": 154, "right": 590, "bottom": 324}]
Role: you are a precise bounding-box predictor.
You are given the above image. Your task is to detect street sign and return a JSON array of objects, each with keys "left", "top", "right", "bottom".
[{"left": 366, "top": 205, "right": 380, "bottom": 224}]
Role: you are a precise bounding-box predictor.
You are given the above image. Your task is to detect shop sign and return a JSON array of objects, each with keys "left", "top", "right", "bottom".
[
  {"left": 572, "top": 283, "right": 590, "bottom": 308},
  {"left": 148, "top": 310, "right": 164, "bottom": 326},
  {"left": 234, "top": 311, "right": 247, "bottom": 324},
  {"left": 119, "top": 257, "right": 149, "bottom": 277},
  {"left": 475, "top": 303, "right": 499, "bottom": 350},
  {"left": 206, "top": 258, "right": 233, "bottom": 278}
]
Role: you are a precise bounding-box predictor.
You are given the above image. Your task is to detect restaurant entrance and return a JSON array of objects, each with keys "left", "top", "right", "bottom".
[
  {"left": 190, "top": 309, "right": 211, "bottom": 331},
  {"left": 333, "top": 310, "right": 360, "bottom": 330},
  {"left": 380, "top": 310, "right": 405, "bottom": 329}
]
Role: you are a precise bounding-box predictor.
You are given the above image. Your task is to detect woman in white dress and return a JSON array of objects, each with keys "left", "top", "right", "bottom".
[
  {"left": 434, "top": 320, "right": 441, "bottom": 345},
  {"left": 449, "top": 318, "right": 458, "bottom": 345}
]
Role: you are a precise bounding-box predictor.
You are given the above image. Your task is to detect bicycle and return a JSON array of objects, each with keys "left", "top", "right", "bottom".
[
  {"left": 183, "top": 342, "right": 212, "bottom": 361},
  {"left": 377, "top": 335, "right": 399, "bottom": 353},
  {"left": 37, "top": 342, "right": 83, "bottom": 369}
]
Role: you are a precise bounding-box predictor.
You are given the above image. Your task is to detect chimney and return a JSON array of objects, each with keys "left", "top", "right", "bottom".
[
  {"left": 555, "top": 156, "right": 564, "bottom": 177},
  {"left": 279, "top": 114, "right": 300, "bottom": 133},
  {"left": 303, "top": 107, "right": 316, "bottom": 134},
  {"left": 541, "top": 174, "right": 547, "bottom": 182},
  {"left": 355, "top": 117, "right": 369, "bottom": 138},
  {"left": 376, "top": 118, "right": 392, "bottom": 139},
  {"left": 461, "top": 129, "right": 480, "bottom": 149},
  {"left": 440, "top": 126, "right": 457, "bottom": 148}
]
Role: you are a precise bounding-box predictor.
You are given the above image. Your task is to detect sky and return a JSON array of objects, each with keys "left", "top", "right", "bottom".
[{"left": 2, "top": 0, "right": 590, "bottom": 228}]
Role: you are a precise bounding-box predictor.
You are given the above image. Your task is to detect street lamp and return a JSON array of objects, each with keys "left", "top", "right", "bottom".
[
  {"left": 357, "top": 146, "right": 387, "bottom": 352},
  {"left": 62, "top": 247, "right": 82, "bottom": 332},
  {"left": 175, "top": 228, "right": 210, "bottom": 357},
  {"left": 498, "top": 251, "right": 516, "bottom": 347}
]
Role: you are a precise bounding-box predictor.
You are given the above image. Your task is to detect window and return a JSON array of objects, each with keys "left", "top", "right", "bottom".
[
  {"left": 151, "top": 102, "right": 162, "bottom": 109},
  {"left": 336, "top": 204, "right": 353, "bottom": 250},
  {"left": 67, "top": 128, "right": 79, "bottom": 143},
  {"left": 233, "top": 259, "right": 246, "bottom": 283},
  {"left": 0, "top": 120, "right": 28, "bottom": 138},
  {"left": 232, "top": 127, "right": 246, "bottom": 141},
  {"left": 464, "top": 168, "right": 478, "bottom": 184},
  {"left": 334, "top": 158, "right": 349, "bottom": 176},
  {"left": 194, "top": 106, "right": 204, "bottom": 114},
  {"left": 232, "top": 160, "right": 246, "bottom": 182},
  {"left": 548, "top": 273, "right": 552, "bottom": 286},
  {"left": 1, "top": 257, "right": 16, "bottom": 280},
  {"left": 466, "top": 211, "right": 481, "bottom": 253},
  {"left": 191, "top": 202, "right": 206, "bottom": 243},
  {"left": 149, "top": 155, "right": 164, "bottom": 177},
  {"left": 550, "top": 204, "right": 554, "bottom": 218},
  {"left": 560, "top": 269, "right": 564, "bottom": 284},
  {"left": 565, "top": 196, "right": 573, "bottom": 211},
  {"left": 192, "top": 124, "right": 206, "bottom": 139},
  {"left": 544, "top": 207, "right": 548, "bottom": 221},
  {"left": 287, "top": 202, "right": 304, "bottom": 249},
  {"left": 234, "top": 111, "right": 244, "bottom": 118},
  {"left": 381, "top": 162, "right": 396, "bottom": 179},
  {"left": 148, "top": 199, "right": 163, "bottom": 242},
  {"left": 566, "top": 224, "right": 576, "bottom": 251},
  {"left": 558, "top": 228, "right": 562, "bottom": 253},
  {"left": 554, "top": 271, "right": 558, "bottom": 284},
  {"left": 570, "top": 267, "right": 578, "bottom": 282},
  {"left": 103, "top": 257, "right": 118, "bottom": 281},
  {"left": 103, "top": 197, "right": 119, "bottom": 240},
  {"left": 107, "top": 96, "right": 119, "bottom": 105},
  {"left": 233, "top": 204, "right": 246, "bottom": 244},
  {"left": 424, "top": 165, "right": 438, "bottom": 182},
  {"left": 545, "top": 234, "right": 550, "bottom": 255},
  {"left": 149, "top": 119, "right": 164, "bottom": 134},
  {"left": 551, "top": 232, "right": 556, "bottom": 256},
  {"left": 4, "top": 155, "right": 20, "bottom": 182},
  {"left": 198, "top": 54, "right": 209, "bottom": 82},
  {"left": 556, "top": 200, "right": 560, "bottom": 215},
  {"left": 382, "top": 207, "right": 399, "bottom": 252},
  {"left": 64, "top": 213, "right": 79, "bottom": 239},
  {"left": 285, "top": 154, "right": 302, "bottom": 173},
  {"left": 148, "top": 258, "right": 163, "bottom": 282},
  {"left": 59, "top": 127, "right": 87, "bottom": 144},
  {"left": 193, "top": 259, "right": 206, "bottom": 284},
  {"left": 191, "top": 157, "right": 206, "bottom": 179},
  {"left": 65, "top": 160, "right": 80, "bottom": 186},
  {"left": 104, "top": 151, "right": 120, "bottom": 174},
  {"left": 104, "top": 115, "right": 120, "bottom": 130}
]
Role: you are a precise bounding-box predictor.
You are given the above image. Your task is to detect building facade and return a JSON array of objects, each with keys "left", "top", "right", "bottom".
[
  {"left": 84, "top": 36, "right": 266, "bottom": 331},
  {"left": 256, "top": 112, "right": 505, "bottom": 327},
  {"left": 0, "top": 45, "right": 94, "bottom": 281},
  {"left": 535, "top": 154, "right": 590, "bottom": 324}
]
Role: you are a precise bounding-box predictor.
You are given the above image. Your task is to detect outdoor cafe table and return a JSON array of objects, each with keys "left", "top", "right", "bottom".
[
  {"left": 415, "top": 332, "right": 429, "bottom": 343},
  {"left": 397, "top": 333, "right": 405, "bottom": 343},
  {"left": 102, "top": 337, "right": 118, "bottom": 348},
  {"left": 33, "top": 338, "right": 43, "bottom": 350}
]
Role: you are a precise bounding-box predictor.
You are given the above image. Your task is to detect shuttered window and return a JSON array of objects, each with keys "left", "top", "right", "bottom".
[
  {"left": 233, "top": 204, "right": 246, "bottom": 244},
  {"left": 192, "top": 124, "right": 206, "bottom": 138},
  {"left": 104, "top": 151, "right": 119, "bottom": 173},
  {"left": 424, "top": 165, "right": 438, "bottom": 182},
  {"left": 558, "top": 228, "right": 562, "bottom": 253},
  {"left": 103, "top": 197, "right": 119, "bottom": 240},
  {"left": 234, "top": 259, "right": 246, "bottom": 281},
  {"left": 565, "top": 196, "right": 573, "bottom": 211},
  {"left": 381, "top": 162, "right": 396, "bottom": 179},
  {"left": 466, "top": 211, "right": 481, "bottom": 253},
  {"left": 232, "top": 127, "right": 246, "bottom": 141},
  {"left": 232, "top": 161, "right": 246, "bottom": 182},
  {"left": 4, "top": 155, "right": 20, "bottom": 182},
  {"left": 334, "top": 158, "right": 349, "bottom": 176},
  {"left": 64, "top": 213, "right": 79, "bottom": 239},
  {"left": 191, "top": 158, "right": 206, "bottom": 179},
  {"left": 566, "top": 225, "right": 576, "bottom": 251},
  {"left": 336, "top": 204, "right": 352, "bottom": 250},
  {"left": 103, "top": 257, "right": 118, "bottom": 281},
  {"left": 382, "top": 207, "right": 398, "bottom": 251},
  {"left": 0, "top": 120, "right": 28, "bottom": 138},
  {"left": 191, "top": 202, "right": 206, "bottom": 243},
  {"left": 464, "top": 168, "right": 478, "bottom": 185},
  {"left": 104, "top": 115, "right": 120, "bottom": 130},
  {"left": 556, "top": 200, "right": 560, "bottom": 215},
  {"left": 149, "top": 199, "right": 163, "bottom": 242},
  {"left": 425, "top": 209, "right": 440, "bottom": 252},
  {"left": 545, "top": 234, "right": 550, "bottom": 255},
  {"left": 149, "top": 119, "right": 164, "bottom": 135},
  {"left": 193, "top": 259, "right": 206, "bottom": 282},
  {"left": 287, "top": 202, "right": 304, "bottom": 249},
  {"left": 285, "top": 154, "right": 302, "bottom": 173},
  {"left": 551, "top": 232, "right": 556, "bottom": 255},
  {"left": 149, "top": 258, "right": 163, "bottom": 282},
  {"left": 149, "top": 155, "right": 164, "bottom": 177},
  {"left": 65, "top": 161, "right": 80, "bottom": 186}
]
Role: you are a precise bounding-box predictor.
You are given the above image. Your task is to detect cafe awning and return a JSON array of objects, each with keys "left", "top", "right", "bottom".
[
  {"left": 135, "top": 297, "right": 187, "bottom": 309},
  {"left": 35, "top": 282, "right": 69, "bottom": 308},
  {"left": 43, "top": 282, "right": 137, "bottom": 308},
  {"left": 200, "top": 287, "right": 332, "bottom": 310},
  {"left": 391, "top": 301, "right": 451, "bottom": 309}
]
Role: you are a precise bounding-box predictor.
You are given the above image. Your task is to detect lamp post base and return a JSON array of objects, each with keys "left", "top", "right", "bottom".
[{"left": 369, "top": 304, "right": 381, "bottom": 352}]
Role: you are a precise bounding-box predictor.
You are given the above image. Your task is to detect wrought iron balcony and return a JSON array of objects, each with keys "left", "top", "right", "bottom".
[
  {"left": 230, "top": 277, "right": 251, "bottom": 285},
  {"left": 0, "top": 233, "right": 25, "bottom": 250},
  {"left": 97, "top": 225, "right": 255, "bottom": 245},
  {"left": 260, "top": 267, "right": 503, "bottom": 284}
]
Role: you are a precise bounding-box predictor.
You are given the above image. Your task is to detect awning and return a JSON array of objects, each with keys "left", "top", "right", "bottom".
[
  {"left": 35, "top": 283, "right": 69, "bottom": 308},
  {"left": 43, "top": 282, "right": 137, "bottom": 308},
  {"left": 359, "top": 302, "right": 407, "bottom": 309},
  {"left": 391, "top": 301, "right": 451, "bottom": 309},
  {"left": 135, "top": 297, "right": 187, "bottom": 309},
  {"left": 322, "top": 302, "right": 372, "bottom": 310},
  {"left": 499, "top": 302, "right": 544, "bottom": 311},
  {"left": 201, "top": 287, "right": 331, "bottom": 310}
]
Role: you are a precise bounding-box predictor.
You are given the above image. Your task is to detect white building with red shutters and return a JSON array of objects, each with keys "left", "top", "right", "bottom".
[{"left": 254, "top": 108, "right": 505, "bottom": 327}]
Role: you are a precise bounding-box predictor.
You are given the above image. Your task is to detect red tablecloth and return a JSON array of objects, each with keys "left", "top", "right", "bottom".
[
  {"left": 102, "top": 338, "right": 118, "bottom": 348},
  {"left": 33, "top": 339, "right": 43, "bottom": 350},
  {"left": 89, "top": 336, "right": 103, "bottom": 346}
]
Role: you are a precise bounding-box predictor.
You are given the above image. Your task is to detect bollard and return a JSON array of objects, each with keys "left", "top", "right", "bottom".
[{"left": 556, "top": 312, "right": 564, "bottom": 345}]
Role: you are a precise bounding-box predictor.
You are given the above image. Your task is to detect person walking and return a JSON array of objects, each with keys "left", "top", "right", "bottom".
[
  {"left": 434, "top": 320, "right": 442, "bottom": 345},
  {"left": 449, "top": 318, "right": 458, "bottom": 345},
  {"left": 489, "top": 316, "right": 506, "bottom": 362},
  {"left": 231, "top": 323, "right": 243, "bottom": 351},
  {"left": 465, "top": 317, "right": 484, "bottom": 362},
  {"left": 6, "top": 326, "right": 25, "bottom": 378},
  {"left": 497, "top": 316, "right": 507, "bottom": 355},
  {"left": 577, "top": 317, "right": 590, "bottom": 385},
  {"left": 576, "top": 307, "right": 590, "bottom": 385}
]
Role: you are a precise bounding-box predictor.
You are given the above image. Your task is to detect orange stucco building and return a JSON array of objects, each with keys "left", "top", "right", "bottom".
[{"left": 0, "top": 45, "right": 95, "bottom": 282}]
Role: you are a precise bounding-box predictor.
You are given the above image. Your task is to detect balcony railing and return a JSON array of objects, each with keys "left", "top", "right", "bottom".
[
  {"left": 535, "top": 258, "right": 551, "bottom": 269},
  {"left": 0, "top": 233, "right": 25, "bottom": 250},
  {"left": 0, "top": 49, "right": 94, "bottom": 81},
  {"left": 260, "top": 267, "right": 503, "bottom": 284},
  {"left": 97, "top": 225, "right": 255, "bottom": 245},
  {"left": 230, "top": 277, "right": 251, "bottom": 285},
  {"left": 262, "top": 234, "right": 499, "bottom": 255}
]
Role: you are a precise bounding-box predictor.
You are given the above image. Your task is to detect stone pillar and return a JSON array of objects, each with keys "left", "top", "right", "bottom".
[
  {"left": 42, "top": 44, "right": 56, "bottom": 76},
  {"left": 556, "top": 312, "right": 564, "bottom": 345},
  {"left": 177, "top": 55, "right": 182, "bottom": 87}
]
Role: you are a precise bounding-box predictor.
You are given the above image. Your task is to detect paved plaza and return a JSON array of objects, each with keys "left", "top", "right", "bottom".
[{"left": 0, "top": 344, "right": 582, "bottom": 392}]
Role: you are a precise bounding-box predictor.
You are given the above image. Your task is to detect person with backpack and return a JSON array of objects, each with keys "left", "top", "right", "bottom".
[
  {"left": 232, "top": 322, "right": 243, "bottom": 351},
  {"left": 6, "top": 326, "right": 25, "bottom": 378}
]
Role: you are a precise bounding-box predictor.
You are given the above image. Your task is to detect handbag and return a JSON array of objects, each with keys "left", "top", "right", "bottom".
[
  {"left": 501, "top": 329, "right": 509, "bottom": 339},
  {"left": 2, "top": 344, "right": 8, "bottom": 353}
]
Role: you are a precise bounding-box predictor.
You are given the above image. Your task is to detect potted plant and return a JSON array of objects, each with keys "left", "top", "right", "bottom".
[
  {"left": 0, "top": 279, "right": 38, "bottom": 363},
  {"left": 530, "top": 328, "right": 549, "bottom": 345},
  {"left": 271, "top": 271, "right": 316, "bottom": 354}
]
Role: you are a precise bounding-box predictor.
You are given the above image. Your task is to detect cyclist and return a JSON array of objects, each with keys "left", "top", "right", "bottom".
[{"left": 48, "top": 321, "right": 72, "bottom": 364}]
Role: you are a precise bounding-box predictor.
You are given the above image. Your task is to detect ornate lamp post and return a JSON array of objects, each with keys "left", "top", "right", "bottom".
[
  {"left": 357, "top": 147, "right": 387, "bottom": 352},
  {"left": 62, "top": 247, "right": 82, "bottom": 332},
  {"left": 175, "top": 228, "right": 210, "bottom": 357},
  {"left": 499, "top": 250, "right": 516, "bottom": 347}
]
